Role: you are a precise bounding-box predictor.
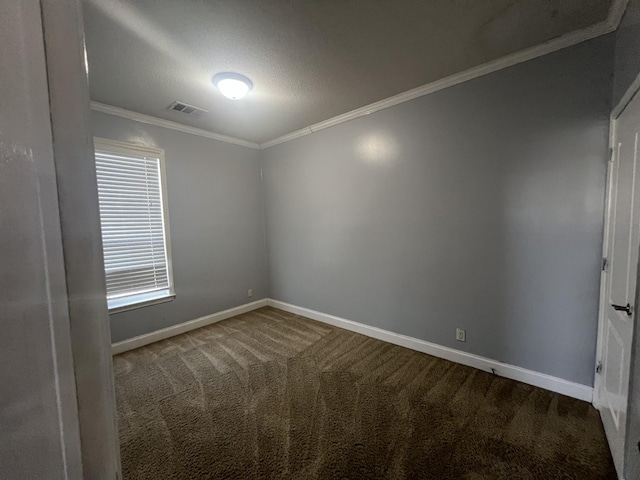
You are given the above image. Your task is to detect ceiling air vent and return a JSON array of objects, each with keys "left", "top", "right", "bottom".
[{"left": 168, "top": 101, "right": 207, "bottom": 117}]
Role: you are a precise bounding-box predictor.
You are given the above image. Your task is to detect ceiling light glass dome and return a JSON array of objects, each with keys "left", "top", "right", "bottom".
[{"left": 213, "top": 72, "right": 253, "bottom": 100}]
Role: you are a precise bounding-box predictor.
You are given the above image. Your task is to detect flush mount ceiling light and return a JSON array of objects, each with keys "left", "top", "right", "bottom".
[{"left": 212, "top": 72, "right": 253, "bottom": 100}]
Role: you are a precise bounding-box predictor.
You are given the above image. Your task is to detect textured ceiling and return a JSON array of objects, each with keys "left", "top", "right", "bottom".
[{"left": 83, "top": 0, "right": 614, "bottom": 144}]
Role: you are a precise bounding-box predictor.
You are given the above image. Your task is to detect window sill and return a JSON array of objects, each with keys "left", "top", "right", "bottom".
[{"left": 108, "top": 291, "right": 176, "bottom": 314}]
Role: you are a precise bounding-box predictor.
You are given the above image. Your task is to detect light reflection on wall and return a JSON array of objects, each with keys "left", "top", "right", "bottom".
[
  {"left": 354, "top": 132, "right": 400, "bottom": 166},
  {"left": 123, "top": 134, "right": 157, "bottom": 148}
]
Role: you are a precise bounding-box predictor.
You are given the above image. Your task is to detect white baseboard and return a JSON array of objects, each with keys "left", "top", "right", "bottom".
[
  {"left": 267, "top": 299, "right": 594, "bottom": 402},
  {"left": 111, "top": 297, "right": 593, "bottom": 402},
  {"left": 111, "top": 299, "right": 268, "bottom": 355}
]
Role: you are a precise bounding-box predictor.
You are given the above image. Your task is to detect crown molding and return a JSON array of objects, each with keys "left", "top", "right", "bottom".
[
  {"left": 260, "top": 7, "right": 625, "bottom": 150},
  {"left": 90, "top": 101, "right": 261, "bottom": 149}
]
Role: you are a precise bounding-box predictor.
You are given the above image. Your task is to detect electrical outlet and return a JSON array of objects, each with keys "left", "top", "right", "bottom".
[
  {"left": 247, "top": 289, "right": 253, "bottom": 298},
  {"left": 456, "top": 328, "right": 466, "bottom": 342}
]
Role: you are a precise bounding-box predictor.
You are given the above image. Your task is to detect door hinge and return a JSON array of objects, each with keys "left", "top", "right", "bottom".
[
  {"left": 602, "top": 258, "right": 608, "bottom": 271},
  {"left": 596, "top": 361, "right": 603, "bottom": 374},
  {"left": 609, "top": 147, "right": 615, "bottom": 162}
]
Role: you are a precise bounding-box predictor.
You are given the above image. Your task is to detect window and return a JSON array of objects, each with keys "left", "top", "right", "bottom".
[{"left": 94, "top": 138, "right": 174, "bottom": 312}]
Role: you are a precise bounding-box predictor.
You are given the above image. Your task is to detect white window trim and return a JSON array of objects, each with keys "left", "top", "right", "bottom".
[
  {"left": 93, "top": 137, "right": 175, "bottom": 313},
  {"left": 108, "top": 290, "right": 176, "bottom": 314}
]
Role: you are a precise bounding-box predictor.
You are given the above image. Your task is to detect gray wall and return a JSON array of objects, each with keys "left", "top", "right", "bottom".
[
  {"left": 613, "top": 0, "right": 640, "bottom": 108},
  {"left": 92, "top": 112, "right": 268, "bottom": 343},
  {"left": 262, "top": 35, "right": 614, "bottom": 386},
  {"left": 1, "top": 0, "right": 83, "bottom": 477}
]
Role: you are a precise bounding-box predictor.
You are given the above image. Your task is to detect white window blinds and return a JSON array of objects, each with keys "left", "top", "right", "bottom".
[{"left": 94, "top": 140, "right": 173, "bottom": 311}]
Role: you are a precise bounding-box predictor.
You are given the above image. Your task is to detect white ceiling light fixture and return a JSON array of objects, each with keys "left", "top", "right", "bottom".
[{"left": 213, "top": 72, "right": 253, "bottom": 100}]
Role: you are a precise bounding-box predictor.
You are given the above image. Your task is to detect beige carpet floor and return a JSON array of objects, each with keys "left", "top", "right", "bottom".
[{"left": 114, "top": 306, "right": 616, "bottom": 479}]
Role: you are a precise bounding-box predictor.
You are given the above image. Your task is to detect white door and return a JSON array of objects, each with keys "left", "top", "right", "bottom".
[{"left": 596, "top": 92, "right": 640, "bottom": 479}]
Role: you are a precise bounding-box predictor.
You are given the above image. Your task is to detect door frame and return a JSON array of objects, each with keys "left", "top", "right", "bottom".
[
  {"left": 40, "top": 0, "right": 121, "bottom": 478},
  {"left": 593, "top": 104, "right": 621, "bottom": 414},
  {"left": 594, "top": 73, "right": 640, "bottom": 480}
]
